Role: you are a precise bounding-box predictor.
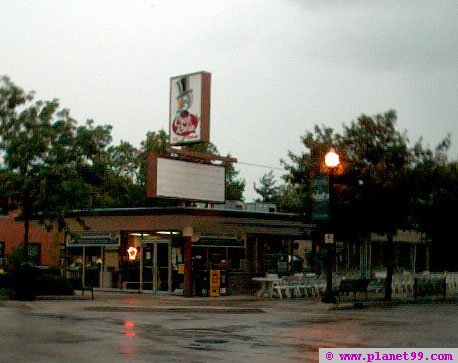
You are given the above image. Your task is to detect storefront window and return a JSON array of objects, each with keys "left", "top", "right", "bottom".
[{"left": 192, "top": 237, "right": 246, "bottom": 272}]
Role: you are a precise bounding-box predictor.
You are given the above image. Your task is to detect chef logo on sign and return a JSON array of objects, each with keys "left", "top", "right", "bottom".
[{"left": 172, "top": 77, "right": 198, "bottom": 139}]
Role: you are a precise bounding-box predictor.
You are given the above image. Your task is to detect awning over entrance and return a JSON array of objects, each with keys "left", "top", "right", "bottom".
[{"left": 65, "top": 207, "right": 309, "bottom": 238}]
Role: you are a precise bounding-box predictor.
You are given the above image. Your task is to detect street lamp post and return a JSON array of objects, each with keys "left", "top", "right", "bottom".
[{"left": 322, "top": 147, "right": 340, "bottom": 303}]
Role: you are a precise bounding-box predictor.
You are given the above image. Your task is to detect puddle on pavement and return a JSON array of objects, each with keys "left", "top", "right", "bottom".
[
  {"left": 29, "top": 311, "right": 99, "bottom": 323},
  {"left": 180, "top": 325, "right": 251, "bottom": 334},
  {"left": 190, "top": 338, "right": 228, "bottom": 351},
  {"left": 52, "top": 334, "right": 97, "bottom": 343},
  {"left": 264, "top": 319, "right": 337, "bottom": 329},
  {"left": 194, "top": 338, "right": 228, "bottom": 344},
  {"left": 177, "top": 327, "right": 253, "bottom": 344}
]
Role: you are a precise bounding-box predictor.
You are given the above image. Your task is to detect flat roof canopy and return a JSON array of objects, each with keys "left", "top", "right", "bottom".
[{"left": 65, "top": 207, "right": 311, "bottom": 238}]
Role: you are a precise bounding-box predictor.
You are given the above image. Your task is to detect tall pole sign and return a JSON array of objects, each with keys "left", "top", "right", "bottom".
[
  {"left": 169, "top": 71, "right": 211, "bottom": 145},
  {"left": 311, "top": 176, "right": 330, "bottom": 221}
]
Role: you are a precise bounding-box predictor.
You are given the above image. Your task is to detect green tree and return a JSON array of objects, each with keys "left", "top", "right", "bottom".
[
  {"left": 282, "top": 124, "right": 339, "bottom": 218},
  {"left": 254, "top": 170, "right": 279, "bottom": 203},
  {"left": 409, "top": 136, "right": 457, "bottom": 271},
  {"left": 106, "top": 140, "right": 145, "bottom": 207},
  {"left": 282, "top": 110, "right": 438, "bottom": 299},
  {"left": 186, "top": 141, "right": 218, "bottom": 155},
  {"left": 275, "top": 184, "right": 305, "bottom": 213},
  {"left": 72, "top": 121, "right": 146, "bottom": 208},
  {"left": 108, "top": 140, "right": 141, "bottom": 184},
  {"left": 141, "top": 129, "right": 169, "bottom": 155},
  {"left": 427, "top": 161, "right": 458, "bottom": 271},
  {"left": 73, "top": 120, "right": 118, "bottom": 208},
  {"left": 225, "top": 161, "right": 245, "bottom": 201},
  {"left": 35, "top": 109, "right": 93, "bottom": 226},
  {"left": 0, "top": 77, "right": 90, "bottom": 260},
  {"left": 339, "top": 111, "right": 412, "bottom": 299},
  {"left": 0, "top": 167, "right": 13, "bottom": 214}
]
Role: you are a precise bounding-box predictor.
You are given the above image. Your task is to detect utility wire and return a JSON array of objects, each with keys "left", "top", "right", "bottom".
[{"left": 236, "top": 161, "right": 284, "bottom": 171}]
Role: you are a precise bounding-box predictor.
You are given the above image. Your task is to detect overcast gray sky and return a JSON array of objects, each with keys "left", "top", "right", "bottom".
[{"left": 1, "top": 0, "right": 457, "bottom": 201}]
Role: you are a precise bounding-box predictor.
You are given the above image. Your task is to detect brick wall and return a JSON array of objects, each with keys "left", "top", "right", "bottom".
[{"left": 0, "top": 211, "right": 60, "bottom": 266}]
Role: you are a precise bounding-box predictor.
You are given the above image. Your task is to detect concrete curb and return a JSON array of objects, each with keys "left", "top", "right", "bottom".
[{"left": 330, "top": 297, "right": 458, "bottom": 310}]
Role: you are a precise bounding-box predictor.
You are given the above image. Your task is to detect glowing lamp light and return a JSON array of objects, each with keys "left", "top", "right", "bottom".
[
  {"left": 325, "top": 148, "right": 340, "bottom": 168},
  {"left": 127, "top": 247, "right": 138, "bottom": 261}
]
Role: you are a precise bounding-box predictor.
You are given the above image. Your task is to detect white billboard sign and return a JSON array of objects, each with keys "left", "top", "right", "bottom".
[
  {"left": 148, "top": 157, "right": 225, "bottom": 203},
  {"left": 169, "top": 71, "right": 211, "bottom": 145}
]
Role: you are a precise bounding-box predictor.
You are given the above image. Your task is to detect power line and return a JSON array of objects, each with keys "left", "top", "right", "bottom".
[{"left": 236, "top": 161, "right": 284, "bottom": 171}]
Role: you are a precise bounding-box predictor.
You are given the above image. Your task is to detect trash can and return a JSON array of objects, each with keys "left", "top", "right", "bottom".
[
  {"left": 219, "top": 262, "right": 228, "bottom": 296},
  {"left": 194, "top": 270, "right": 210, "bottom": 297},
  {"left": 201, "top": 269, "right": 209, "bottom": 297},
  {"left": 192, "top": 256, "right": 202, "bottom": 296}
]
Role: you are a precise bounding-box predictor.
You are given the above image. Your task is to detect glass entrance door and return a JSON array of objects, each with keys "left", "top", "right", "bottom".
[
  {"left": 155, "top": 242, "right": 169, "bottom": 292},
  {"left": 142, "top": 239, "right": 169, "bottom": 293}
]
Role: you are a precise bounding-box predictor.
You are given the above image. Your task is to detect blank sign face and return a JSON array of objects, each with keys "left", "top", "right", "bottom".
[{"left": 156, "top": 157, "right": 225, "bottom": 203}]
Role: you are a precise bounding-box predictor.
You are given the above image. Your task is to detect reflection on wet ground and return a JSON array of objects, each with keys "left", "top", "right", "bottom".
[{"left": 0, "top": 296, "right": 457, "bottom": 362}]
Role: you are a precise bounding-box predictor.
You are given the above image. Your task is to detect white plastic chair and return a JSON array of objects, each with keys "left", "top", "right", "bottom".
[
  {"left": 316, "top": 275, "right": 327, "bottom": 295},
  {"left": 289, "top": 275, "right": 303, "bottom": 298},
  {"left": 270, "top": 280, "right": 283, "bottom": 299},
  {"left": 279, "top": 276, "right": 293, "bottom": 298},
  {"left": 446, "top": 272, "right": 458, "bottom": 291}
]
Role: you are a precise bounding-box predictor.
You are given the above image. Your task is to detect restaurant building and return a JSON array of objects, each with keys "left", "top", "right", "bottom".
[{"left": 64, "top": 205, "right": 310, "bottom": 295}]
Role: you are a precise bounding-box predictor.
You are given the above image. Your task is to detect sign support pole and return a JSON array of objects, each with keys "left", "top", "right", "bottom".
[
  {"left": 183, "top": 236, "right": 192, "bottom": 297},
  {"left": 139, "top": 233, "right": 144, "bottom": 293},
  {"left": 82, "top": 246, "right": 86, "bottom": 287}
]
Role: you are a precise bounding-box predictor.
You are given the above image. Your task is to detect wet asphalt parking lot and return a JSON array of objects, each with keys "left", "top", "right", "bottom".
[{"left": 0, "top": 292, "right": 457, "bottom": 362}]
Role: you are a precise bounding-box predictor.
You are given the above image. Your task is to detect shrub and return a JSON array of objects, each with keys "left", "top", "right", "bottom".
[
  {"left": 10, "top": 265, "right": 74, "bottom": 300},
  {"left": 0, "top": 274, "right": 8, "bottom": 288},
  {"left": 10, "top": 265, "right": 38, "bottom": 300},
  {"left": 35, "top": 275, "right": 74, "bottom": 296}
]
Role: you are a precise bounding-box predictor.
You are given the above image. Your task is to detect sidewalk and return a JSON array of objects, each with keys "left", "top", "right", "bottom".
[
  {"left": 22, "top": 289, "right": 334, "bottom": 315},
  {"left": 25, "top": 288, "right": 458, "bottom": 316}
]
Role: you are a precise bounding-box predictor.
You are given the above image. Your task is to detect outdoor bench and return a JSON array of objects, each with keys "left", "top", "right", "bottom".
[{"left": 338, "top": 278, "right": 370, "bottom": 302}]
